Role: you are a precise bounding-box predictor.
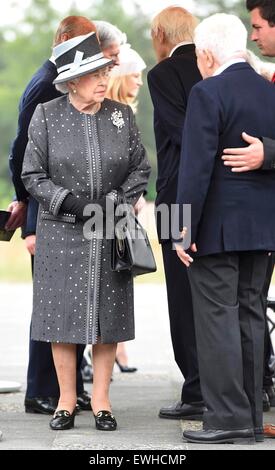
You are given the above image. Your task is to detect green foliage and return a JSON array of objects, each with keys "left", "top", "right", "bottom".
[
  {"left": 0, "top": 0, "right": 157, "bottom": 201},
  {"left": 0, "top": 0, "right": 59, "bottom": 203},
  {"left": 196, "top": 0, "right": 250, "bottom": 32},
  {"left": 0, "top": 0, "right": 272, "bottom": 203}
]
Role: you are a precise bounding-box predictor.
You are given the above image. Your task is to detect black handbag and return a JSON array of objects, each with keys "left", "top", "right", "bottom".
[
  {"left": 0, "top": 210, "right": 15, "bottom": 241},
  {"left": 111, "top": 191, "right": 157, "bottom": 277}
]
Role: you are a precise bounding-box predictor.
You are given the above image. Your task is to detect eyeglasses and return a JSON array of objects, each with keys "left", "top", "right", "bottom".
[{"left": 91, "top": 68, "right": 111, "bottom": 80}]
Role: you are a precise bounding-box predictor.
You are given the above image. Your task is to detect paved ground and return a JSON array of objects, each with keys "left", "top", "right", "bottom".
[{"left": 0, "top": 282, "right": 275, "bottom": 450}]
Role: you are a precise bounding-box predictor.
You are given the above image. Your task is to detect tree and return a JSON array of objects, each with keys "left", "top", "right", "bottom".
[
  {"left": 0, "top": 0, "right": 59, "bottom": 203},
  {"left": 0, "top": 0, "right": 272, "bottom": 203}
]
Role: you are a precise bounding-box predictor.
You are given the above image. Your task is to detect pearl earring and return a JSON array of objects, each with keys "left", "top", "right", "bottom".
[{"left": 73, "top": 89, "right": 77, "bottom": 94}]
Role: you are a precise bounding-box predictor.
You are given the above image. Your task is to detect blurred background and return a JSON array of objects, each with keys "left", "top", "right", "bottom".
[{"left": 0, "top": 0, "right": 271, "bottom": 282}]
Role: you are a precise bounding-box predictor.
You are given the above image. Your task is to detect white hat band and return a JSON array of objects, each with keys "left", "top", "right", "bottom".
[{"left": 57, "top": 51, "right": 105, "bottom": 74}]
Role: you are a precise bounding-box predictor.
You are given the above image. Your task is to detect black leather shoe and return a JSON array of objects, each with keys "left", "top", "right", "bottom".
[
  {"left": 115, "top": 358, "right": 137, "bottom": 373},
  {"left": 159, "top": 401, "right": 205, "bottom": 420},
  {"left": 77, "top": 390, "right": 91, "bottom": 410},
  {"left": 265, "top": 385, "right": 275, "bottom": 407},
  {"left": 81, "top": 364, "right": 93, "bottom": 383},
  {"left": 263, "top": 390, "right": 270, "bottom": 412},
  {"left": 50, "top": 410, "right": 75, "bottom": 430},
  {"left": 25, "top": 396, "right": 58, "bottom": 415},
  {"left": 94, "top": 410, "right": 117, "bottom": 431},
  {"left": 183, "top": 428, "right": 255, "bottom": 444}
]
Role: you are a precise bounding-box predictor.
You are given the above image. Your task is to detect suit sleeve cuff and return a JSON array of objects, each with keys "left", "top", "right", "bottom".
[{"left": 262, "top": 137, "right": 275, "bottom": 170}]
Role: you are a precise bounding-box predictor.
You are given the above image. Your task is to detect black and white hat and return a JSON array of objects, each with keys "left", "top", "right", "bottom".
[{"left": 53, "top": 32, "right": 113, "bottom": 84}]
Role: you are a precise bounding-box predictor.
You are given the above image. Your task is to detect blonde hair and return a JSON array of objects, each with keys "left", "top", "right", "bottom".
[
  {"left": 151, "top": 5, "right": 198, "bottom": 45},
  {"left": 246, "top": 49, "right": 275, "bottom": 81},
  {"left": 106, "top": 76, "right": 138, "bottom": 113}
]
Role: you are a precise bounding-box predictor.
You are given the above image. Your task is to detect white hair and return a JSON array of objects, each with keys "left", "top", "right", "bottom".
[
  {"left": 194, "top": 14, "right": 247, "bottom": 65},
  {"left": 55, "top": 82, "right": 69, "bottom": 94},
  {"left": 94, "top": 20, "right": 127, "bottom": 49},
  {"left": 55, "top": 77, "right": 80, "bottom": 94}
]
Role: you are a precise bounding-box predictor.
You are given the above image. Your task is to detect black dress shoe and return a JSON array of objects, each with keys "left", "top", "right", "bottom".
[
  {"left": 25, "top": 396, "right": 58, "bottom": 415},
  {"left": 115, "top": 358, "right": 137, "bottom": 373},
  {"left": 183, "top": 428, "right": 255, "bottom": 444},
  {"left": 81, "top": 364, "right": 93, "bottom": 383},
  {"left": 94, "top": 410, "right": 117, "bottom": 431},
  {"left": 203, "top": 422, "right": 264, "bottom": 442},
  {"left": 159, "top": 401, "right": 205, "bottom": 420},
  {"left": 50, "top": 410, "right": 75, "bottom": 430},
  {"left": 77, "top": 390, "right": 91, "bottom": 410}
]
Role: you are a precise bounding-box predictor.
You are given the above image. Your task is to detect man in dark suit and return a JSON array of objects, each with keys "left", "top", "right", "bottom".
[
  {"left": 8, "top": 16, "right": 96, "bottom": 414},
  {"left": 147, "top": 6, "right": 204, "bottom": 420},
  {"left": 176, "top": 13, "right": 275, "bottom": 444},
  {"left": 220, "top": 0, "right": 275, "bottom": 413}
]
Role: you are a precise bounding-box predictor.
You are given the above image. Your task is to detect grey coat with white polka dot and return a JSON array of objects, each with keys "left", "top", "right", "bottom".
[{"left": 22, "top": 96, "right": 151, "bottom": 344}]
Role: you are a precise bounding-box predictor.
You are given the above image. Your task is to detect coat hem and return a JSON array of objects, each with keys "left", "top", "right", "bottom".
[{"left": 31, "top": 334, "right": 135, "bottom": 345}]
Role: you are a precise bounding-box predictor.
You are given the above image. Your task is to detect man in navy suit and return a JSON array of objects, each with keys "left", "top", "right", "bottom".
[
  {"left": 9, "top": 16, "right": 96, "bottom": 414},
  {"left": 176, "top": 13, "right": 275, "bottom": 444},
  {"left": 147, "top": 6, "right": 204, "bottom": 420},
  {"left": 221, "top": 0, "right": 275, "bottom": 413}
]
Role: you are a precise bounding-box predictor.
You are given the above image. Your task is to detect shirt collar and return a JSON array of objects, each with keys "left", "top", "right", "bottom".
[
  {"left": 213, "top": 58, "right": 246, "bottom": 76},
  {"left": 169, "top": 42, "right": 193, "bottom": 57},
  {"left": 49, "top": 55, "right": 56, "bottom": 64}
]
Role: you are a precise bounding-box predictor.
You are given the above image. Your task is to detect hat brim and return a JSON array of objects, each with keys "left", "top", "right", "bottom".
[{"left": 53, "top": 57, "right": 113, "bottom": 84}]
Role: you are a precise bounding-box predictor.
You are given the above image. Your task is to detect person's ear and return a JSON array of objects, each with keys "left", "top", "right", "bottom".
[
  {"left": 158, "top": 27, "right": 166, "bottom": 44},
  {"left": 152, "top": 27, "right": 165, "bottom": 45},
  {"left": 60, "top": 32, "right": 69, "bottom": 43},
  {"left": 67, "top": 80, "right": 77, "bottom": 93},
  {"left": 204, "top": 50, "right": 215, "bottom": 69}
]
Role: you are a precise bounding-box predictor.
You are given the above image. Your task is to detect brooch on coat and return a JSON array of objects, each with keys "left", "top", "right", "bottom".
[{"left": 111, "top": 110, "right": 125, "bottom": 133}]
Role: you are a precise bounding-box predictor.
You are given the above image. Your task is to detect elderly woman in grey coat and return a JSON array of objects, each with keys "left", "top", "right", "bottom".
[{"left": 22, "top": 32, "right": 150, "bottom": 432}]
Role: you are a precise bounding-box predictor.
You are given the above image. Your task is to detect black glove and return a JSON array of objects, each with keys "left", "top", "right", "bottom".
[{"left": 61, "top": 193, "right": 106, "bottom": 221}]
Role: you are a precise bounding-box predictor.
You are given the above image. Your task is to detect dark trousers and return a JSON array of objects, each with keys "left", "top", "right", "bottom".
[
  {"left": 188, "top": 251, "right": 269, "bottom": 430},
  {"left": 262, "top": 253, "right": 275, "bottom": 388},
  {"left": 161, "top": 241, "right": 202, "bottom": 403},
  {"left": 26, "top": 255, "right": 85, "bottom": 398}
]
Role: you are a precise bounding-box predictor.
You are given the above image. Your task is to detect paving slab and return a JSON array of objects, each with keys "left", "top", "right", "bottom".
[{"left": 0, "top": 283, "right": 274, "bottom": 450}]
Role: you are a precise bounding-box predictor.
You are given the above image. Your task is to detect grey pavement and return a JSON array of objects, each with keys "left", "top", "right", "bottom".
[{"left": 0, "top": 282, "right": 275, "bottom": 450}]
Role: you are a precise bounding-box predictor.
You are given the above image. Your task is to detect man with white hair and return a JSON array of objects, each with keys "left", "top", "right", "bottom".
[
  {"left": 147, "top": 6, "right": 204, "bottom": 422},
  {"left": 175, "top": 13, "right": 275, "bottom": 444},
  {"left": 94, "top": 20, "right": 127, "bottom": 66},
  {"left": 222, "top": 0, "right": 275, "bottom": 416}
]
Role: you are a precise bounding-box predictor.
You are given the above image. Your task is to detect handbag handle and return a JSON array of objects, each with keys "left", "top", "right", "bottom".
[
  {"left": 115, "top": 187, "right": 134, "bottom": 223},
  {"left": 116, "top": 187, "right": 127, "bottom": 206}
]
